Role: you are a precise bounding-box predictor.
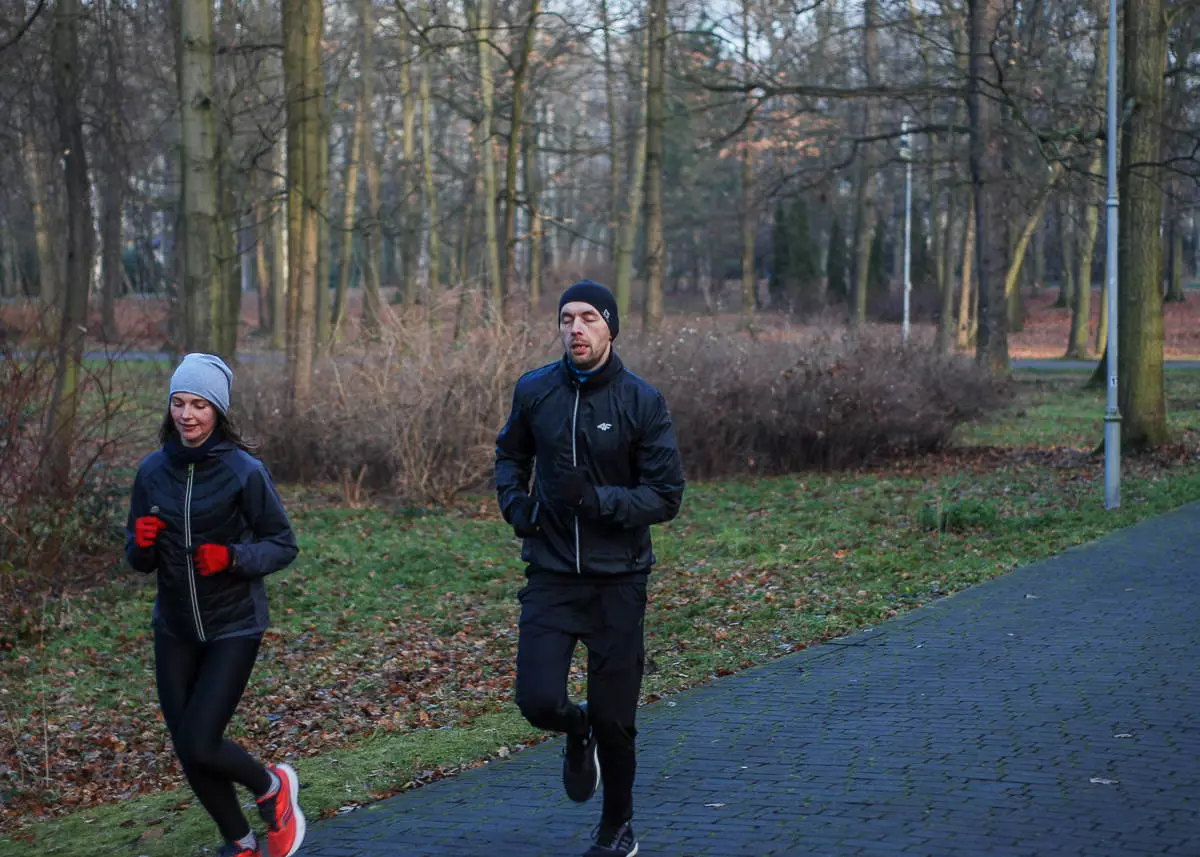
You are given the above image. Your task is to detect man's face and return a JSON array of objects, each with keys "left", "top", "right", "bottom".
[{"left": 560, "top": 301, "right": 613, "bottom": 371}]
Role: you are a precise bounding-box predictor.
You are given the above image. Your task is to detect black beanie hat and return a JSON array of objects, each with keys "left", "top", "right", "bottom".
[{"left": 558, "top": 280, "right": 619, "bottom": 339}]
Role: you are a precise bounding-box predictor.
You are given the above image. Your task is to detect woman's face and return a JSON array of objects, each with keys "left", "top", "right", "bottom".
[{"left": 170, "top": 393, "right": 218, "bottom": 447}]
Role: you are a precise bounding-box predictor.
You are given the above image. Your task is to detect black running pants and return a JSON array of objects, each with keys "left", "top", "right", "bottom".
[
  {"left": 154, "top": 631, "right": 272, "bottom": 843},
  {"left": 515, "top": 572, "right": 646, "bottom": 826}
]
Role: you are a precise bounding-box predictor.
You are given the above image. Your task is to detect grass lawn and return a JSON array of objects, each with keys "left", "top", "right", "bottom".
[{"left": 2, "top": 370, "right": 1199, "bottom": 856}]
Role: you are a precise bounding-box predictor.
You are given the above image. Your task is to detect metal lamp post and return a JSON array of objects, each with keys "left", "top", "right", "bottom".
[
  {"left": 1103, "top": 0, "right": 1121, "bottom": 509},
  {"left": 901, "top": 116, "right": 913, "bottom": 344}
]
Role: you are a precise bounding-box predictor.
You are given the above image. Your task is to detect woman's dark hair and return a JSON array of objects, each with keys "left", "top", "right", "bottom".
[{"left": 159, "top": 406, "right": 259, "bottom": 454}]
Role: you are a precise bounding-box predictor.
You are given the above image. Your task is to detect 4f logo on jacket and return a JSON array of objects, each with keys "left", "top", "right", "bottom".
[{"left": 597, "top": 423, "right": 613, "bottom": 431}]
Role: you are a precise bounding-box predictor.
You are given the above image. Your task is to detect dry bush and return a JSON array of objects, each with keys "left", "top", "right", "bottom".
[
  {"left": 244, "top": 311, "right": 1005, "bottom": 505},
  {"left": 240, "top": 315, "right": 558, "bottom": 505},
  {"left": 0, "top": 323, "right": 147, "bottom": 642},
  {"left": 624, "top": 325, "right": 1007, "bottom": 479},
  {"left": 95, "top": 297, "right": 171, "bottom": 344},
  {"left": 0, "top": 300, "right": 43, "bottom": 342},
  {"left": 2, "top": 297, "right": 171, "bottom": 346}
]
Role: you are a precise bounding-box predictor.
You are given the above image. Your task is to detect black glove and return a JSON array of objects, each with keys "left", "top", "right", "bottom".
[
  {"left": 509, "top": 496, "right": 540, "bottom": 538},
  {"left": 553, "top": 466, "right": 599, "bottom": 517}
]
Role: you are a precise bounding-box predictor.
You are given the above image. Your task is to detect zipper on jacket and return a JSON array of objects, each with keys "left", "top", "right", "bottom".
[
  {"left": 184, "top": 463, "right": 206, "bottom": 641},
  {"left": 571, "top": 387, "right": 581, "bottom": 574}
]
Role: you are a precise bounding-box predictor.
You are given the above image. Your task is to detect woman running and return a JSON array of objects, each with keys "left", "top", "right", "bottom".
[{"left": 125, "top": 353, "right": 305, "bottom": 857}]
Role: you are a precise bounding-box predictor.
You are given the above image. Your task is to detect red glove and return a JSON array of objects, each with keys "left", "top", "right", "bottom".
[
  {"left": 135, "top": 516, "right": 167, "bottom": 549},
  {"left": 194, "top": 544, "right": 233, "bottom": 576}
]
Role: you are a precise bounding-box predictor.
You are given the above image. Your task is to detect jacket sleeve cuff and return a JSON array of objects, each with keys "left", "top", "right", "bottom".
[{"left": 127, "top": 545, "right": 158, "bottom": 574}]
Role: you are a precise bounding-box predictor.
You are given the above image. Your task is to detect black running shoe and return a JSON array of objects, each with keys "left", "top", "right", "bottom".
[
  {"left": 214, "top": 842, "right": 261, "bottom": 857},
  {"left": 562, "top": 703, "right": 599, "bottom": 802},
  {"left": 583, "top": 821, "right": 639, "bottom": 857}
]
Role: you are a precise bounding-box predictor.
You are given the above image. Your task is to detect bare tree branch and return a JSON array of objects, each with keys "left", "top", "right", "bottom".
[
  {"left": 691, "top": 79, "right": 963, "bottom": 100},
  {"left": 0, "top": 0, "right": 46, "bottom": 53}
]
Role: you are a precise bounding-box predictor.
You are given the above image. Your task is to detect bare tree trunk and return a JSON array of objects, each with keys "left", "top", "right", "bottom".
[
  {"left": 284, "top": 0, "right": 303, "bottom": 354},
  {"left": 740, "top": 0, "right": 755, "bottom": 322},
  {"left": 99, "top": 0, "right": 124, "bottom": 342},
  {"left": 1193, "top": 214, "right": 1199, "bottom": 287},
  {"left": 1067, "top": 159, "right": 1102, "bottom": 358},
  {"left": 602, "top": 0, "right": 620, "bottom": 262},
  {"left": 850, "top": 0, "right": 878, "bottom": 328},
  {"left": 284, "top": 0, "right": 323, "bottom": 401},
  {"left": 936, "top": 150, "right": 962, "bottom": 352},
  {"left": 255, "top": 201, "right": 272, "bottom": 333},
  {"left": 957, "top": 193, "right": 976, "bottom": 349},
  {"left": 333, "top": 81, "right": 365, "bottom": 340},
  {"left": 1033, "top": 225, "right": 1047, "bottom": 292},
  {"left": 357, "top": 0, "right": 383, "bottom": 337},
  {"left": 0, "top": 224, "right": 18, "bottom": 298},
  {"left": 614, "top": 27, "right": 649, "bottom": 319},
  {"left": 1003, "top": 167, "right": 1060, "bottom": 332},
  {"left": 1163, "top": 17, "right": 1196, "bottom": 305},
  {"left": 399, "top": 13, "right": 419, "bottom": 306},
  {"left": 502, "top": 0, "right": 539, "bottom": 312},
  {"left": 44, "top": 0, "right": 94, "bottom": 493},
  {"left": 1057, "top": 194, "right": 1077, "bottom": 310},
  {"left": 22, "top": 133, "right": 61, "bottom": 316},
  {"left": 693, "top": 231, "right": 714, "bottom": 314},
  {"left": 1065, "top": 0, "right": 1105, "bottom": 357},
  {"left": 1061, "top": 199, "right": 1080, "bottom": 306},
  {"left": 929, "top": 168, "right": 944, "bottom": 308},
  {"left": 420, "top": 0, "right": 441, "bottom": 301},
  {"left": 1166, "top": 195, "right": 1187, "bottom": 303},
  {"left": 0, "top": 225, "right": 14, "bottom": 299},
  {"left": 474, "top": 0, "right": 503, "bottom": 321},
  {"left": 969, "top": 0, "right": 1007, "bottom": 373},
  {"left": 1095, "top": 248, "right": 1109, "bottom": 356},
  {"left": 240, "top": 215, "right": 255, "bottom": 330},
  {"left": 455, "top": 155, "right": 482, "bottom": 342},
  {"left": 936, "top": 183, "right": 960, "bottom": 352},
  {"left": 642, "top": 0, "right": 667, "bottom": 332},
  {"left": 523, "top": 108, "right": 544, "bottom": 310},
  {"left": 208, "top": 173, "right": 233, "bottom": 358},
  {"left": 270, "top": 140, "right": 288, "bottom": 349},
  {"left": 177, "top": 0, "right": 220, "bottom": 353},
  {"left": 249, "top": 0, "right": 275, "bottom": 339},
  {"left": 1117, "top": 0, "right": 1169, "bottom": 447},
  {"left": 907, "top": 0, "right": 942, "bottom": 309},
  {"left": 307, "top": 0, "right": 325, "bottom": 359},
  {"left": 165, "top": 151, "right": 185, "bottom": 345},
  {"left": 215, "top": 124, "right": 241, "bottom": 360},
  {"left": 212, "top": 0, "right": 242, "bottom": 360},
  {"left": 315, "top": 109, "right": 331, "bottom": 354},
  {"left": 99, "top": 171, "right": 123, "bottom": 343}
]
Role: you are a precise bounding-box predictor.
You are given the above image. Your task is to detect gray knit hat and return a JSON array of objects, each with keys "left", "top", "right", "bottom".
[{"left": 169, "top": 353, "right": 233, "bottom": 414}]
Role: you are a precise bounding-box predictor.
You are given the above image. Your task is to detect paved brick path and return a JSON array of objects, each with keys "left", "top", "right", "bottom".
[{"left": 300, "top": 503, "right": 1200, "bottom": 856}]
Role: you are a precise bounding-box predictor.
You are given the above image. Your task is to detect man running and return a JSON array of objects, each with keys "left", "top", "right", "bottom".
[{"left": 496, "top": 279, "right": 686, "bottom": 857}]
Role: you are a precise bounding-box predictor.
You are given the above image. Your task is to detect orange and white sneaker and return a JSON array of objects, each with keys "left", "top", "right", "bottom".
[{"left": 256, "top": 763, "right": 306, "bottom": 857}]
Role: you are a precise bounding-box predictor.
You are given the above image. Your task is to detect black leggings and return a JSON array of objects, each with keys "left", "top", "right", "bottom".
[
  {"left": 515, "top": 574, "right": 646, "bottom": 826},
  {"left": 155, "top": 631, "right": 272, "bottom": 842}
]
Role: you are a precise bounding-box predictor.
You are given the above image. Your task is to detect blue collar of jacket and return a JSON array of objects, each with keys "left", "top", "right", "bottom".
[
  {"left": 560, "top": 350, "right": 623, "bottom": 390},
  {"left": 164, "top": 430, "right": 233, "bottom": 466}
]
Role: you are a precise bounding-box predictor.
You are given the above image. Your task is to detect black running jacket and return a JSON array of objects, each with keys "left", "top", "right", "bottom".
[
  {"left": 495, "top": 351, "right": 685, "bottom": 577},
  {"left": 125, "top": 439, "right": 298, "bottom": 642}
]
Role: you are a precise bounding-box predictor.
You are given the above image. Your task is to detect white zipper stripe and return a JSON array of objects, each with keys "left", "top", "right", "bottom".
[
  {"left": 184, "top": 463, "right": 206, "bottom": 641},
  {"left": 571, "top": 387, "right": 581, "bottom": 575}
]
